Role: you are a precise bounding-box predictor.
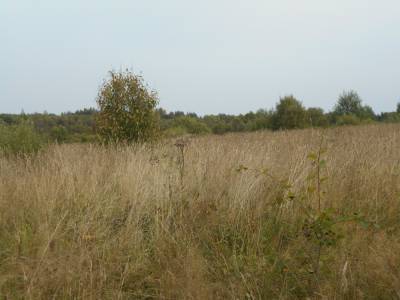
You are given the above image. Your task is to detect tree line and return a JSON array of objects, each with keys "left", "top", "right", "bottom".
[
  {"left": 1, "top": 70, "right": 400, "bottom": 147},
  {"left": 158, "top": 92, "right": 400, "bottom": 135}
]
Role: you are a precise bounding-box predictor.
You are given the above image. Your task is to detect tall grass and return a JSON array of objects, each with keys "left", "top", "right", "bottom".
[{"left": 0, "top": 124, "right": 400, "bottom": 299}]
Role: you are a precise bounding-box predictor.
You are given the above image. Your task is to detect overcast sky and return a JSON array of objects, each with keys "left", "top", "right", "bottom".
[{"left": 1, "top": 0, "right": 400, "bottom": 115}]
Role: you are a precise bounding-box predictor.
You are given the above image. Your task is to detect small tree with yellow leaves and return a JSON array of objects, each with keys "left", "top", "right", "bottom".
[{"left": 96, "top": 70, "right": 159, "bottom": 143}]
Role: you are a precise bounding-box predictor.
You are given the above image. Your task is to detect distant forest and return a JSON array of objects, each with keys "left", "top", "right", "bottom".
[{"left": 1, "top": 91, "right": 400, "bottom": 143}]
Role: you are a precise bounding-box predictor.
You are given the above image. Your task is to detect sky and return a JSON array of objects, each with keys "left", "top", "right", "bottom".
[{"left": 1, "top": 0, "right": 400, "bottom": 115}]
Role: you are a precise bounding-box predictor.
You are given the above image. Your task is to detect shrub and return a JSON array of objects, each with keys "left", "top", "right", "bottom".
[
  {"left": 50, "top": 125, "right": 68, "bottom": 143},
  {"left": 334, "top": 90, "right": 363, "bottom": 116},
  {"left": 96, "top": 70, "right": 159, "bottom": 144},
  {"left": 163, "top": 126, "right": 188, "bottom": 138},
  {"left": 271, "top": 95, "right": 307, "bottom": 130},
  {"left": 333, "top": 90, "right": 375, "bottom": 121},
  {"left": 306, "top": 107, "right": 329, "bottom": 127},
  {"left": 171, "top": 116, "right": 211, "bottom": 135},
  {"left": 379, "top": 112, "right": 400, "bottom": 123},
  {"left": 335, "top": 114, "right": 361, "bottom": 126},
  {"left": 0, "top": 121, "right": 44, "bottom": 156}
]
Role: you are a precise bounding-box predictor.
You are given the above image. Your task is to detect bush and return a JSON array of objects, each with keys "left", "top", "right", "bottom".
[
  {"left": 334, "top": 90, "right": 363, "bottom": 116},
  {"left": 335, "top": 114, "right": 361, "bottom": 126},
  {"left": 96, "top": 70, "right": 159, "bottom": 144},
  {"left": 0, "top": 121, "right": 44, "bottom": 156},
  {"left": 379, "top": 112, "right": 400, "bottom": 123},
  {"left": 271, "top": 95, "right": 307, "bottom": 130},
  {"left": 50, "top": 126, "right": 68, "bottom": 143},
  {"left": 171, "top": 116, "right": 211, "bottom": 135},
  {"left": 333, "top": 90, "right": 375, "bottom": 121},
  {"left": 163, "top": 126, "right": 188, "bottom": 138},
  {"left": 306, "top": 108, "right": 329, "bottom": 127}
]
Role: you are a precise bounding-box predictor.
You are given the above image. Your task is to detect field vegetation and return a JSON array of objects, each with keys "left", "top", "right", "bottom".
[
  {"left": 1, "top": 71, "right": 400, "bottom": 298},
  {"left": 1, "top": 89, "right": 400, "bottom": 144},
  {"left": 1, "top": 124, "right": 400, "bottom": 299}
]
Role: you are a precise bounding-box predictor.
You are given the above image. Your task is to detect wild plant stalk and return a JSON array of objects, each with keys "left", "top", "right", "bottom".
[
  {"left": 174, "top": 139, "right": 186, "bottom": 188},
  {"left": 314, "top": 134, "right": 325, "bottom": 286},
  {"left": 316, "top": 134, "right": 324, "bottom": 213}
]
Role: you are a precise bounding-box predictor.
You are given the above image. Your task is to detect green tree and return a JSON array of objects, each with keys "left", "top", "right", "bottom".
[
  {"left": 335, "top": 114, "right": 361, "bottom": 126},
  {"left": 50, "top": 126, "right": 68, "bottom": 143},
  {"left": 358, "top": 105, "right": 375, "bottom": 120},
  {"left": 378, "top": 112, "right": 400, "bottom": 123},
  {"left": 96, "top": 70, "right": 159, "bottom": 143},
  {"left": 334, "top": 91, "right": 363, "bottom": 116},
  {"left": 271, "top": 95, "right": 307, "bottom": 130},
  {"left": 306, "top": 108, "right": 328, "bottom": 127},
  {"left": 203, "top": 115, "right": 231, "bottom": 134},
  {"left": 333, "top": 90, "right": 375, "bottom": 122},
  {"left": 0, "top": 121, "right": 44, "bottom": 156},
  {"left": 171, "top": 116, "right": 211, "bottom": 135}
]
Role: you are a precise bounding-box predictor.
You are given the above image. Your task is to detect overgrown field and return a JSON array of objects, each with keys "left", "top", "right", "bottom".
[{"left": 1, "top": 124, "right": 400, "bottom": 299}]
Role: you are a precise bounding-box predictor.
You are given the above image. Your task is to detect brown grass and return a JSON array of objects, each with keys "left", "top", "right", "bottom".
[{"left": 1, "top": 124, "right": 400, "bottom": 299}]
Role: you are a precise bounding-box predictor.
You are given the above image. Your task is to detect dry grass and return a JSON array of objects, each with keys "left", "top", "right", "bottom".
[{"left": 1, "top": 124, "right": 400, "bottom": 299}]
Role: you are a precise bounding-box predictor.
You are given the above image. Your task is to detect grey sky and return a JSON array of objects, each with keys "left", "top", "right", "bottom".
[{"left": 1, "top": 0, "right": 400, "bottom": 115}]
